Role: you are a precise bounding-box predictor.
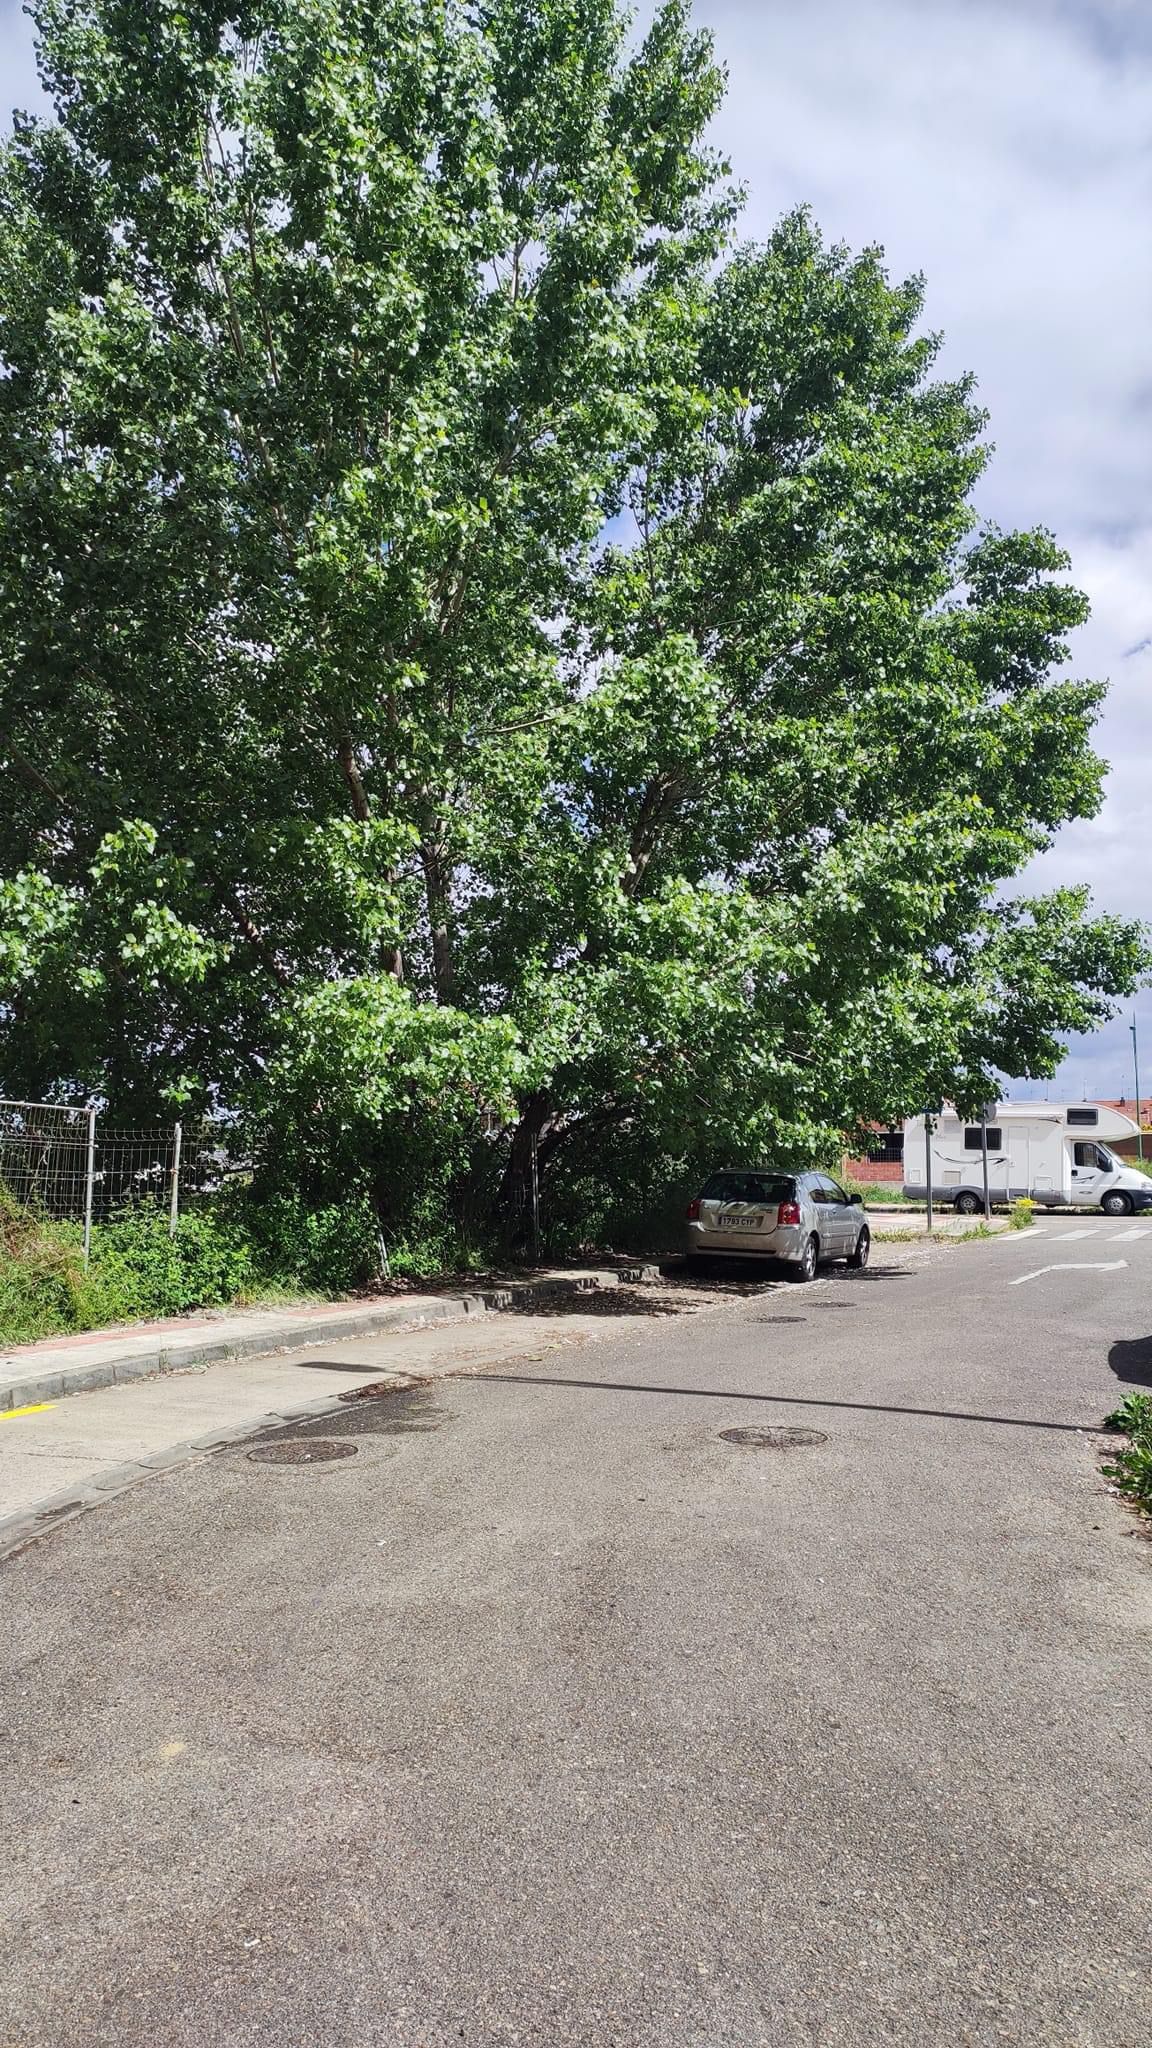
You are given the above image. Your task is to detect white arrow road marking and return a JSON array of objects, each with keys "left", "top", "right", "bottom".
[{"left": 1009, "top": 1260, "right": 1128, "bottom": 1287}]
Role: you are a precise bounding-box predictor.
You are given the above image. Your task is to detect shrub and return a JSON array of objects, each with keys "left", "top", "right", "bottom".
[
  {"left": 1, "top": 1187, "right": 309, "bottom": 1343},
  {"left": 0, "top": 1185, "right": 86, "bottom": 1343},
  {"left": 1101, "top": 1392, "right": 1152, "bottom": 1516},
  {"left": 1009, "top": 1197, "right": 1036, "bottom": 1230},
  {"left": 235, "top": 1188, "right": 384, "bottom": 1296},
  {"left": 75, "top": 1205, "right": 258, "bottom": 1326}
]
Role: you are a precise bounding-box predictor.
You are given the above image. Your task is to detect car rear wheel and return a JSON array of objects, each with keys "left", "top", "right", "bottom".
[
  {"left": 955, "top": 1190, "right": 983, "bottom": 1216},
  {"left": 848, "top": 1226, "right": 871, "bottom": 1269},
  {"left": 788, "top": 1234, "right": 819, "bottom": 1283},
  {"left": 1101, "top": 1190, "right": 1133, "bottom": 1217}
]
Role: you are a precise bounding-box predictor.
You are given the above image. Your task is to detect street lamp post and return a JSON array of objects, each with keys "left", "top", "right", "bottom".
[
  {"left": 1131, "top": 1015, "right": 1145, "bottom": 1163},
  {"left": 980, "top": 1102, "right": 995, "bottom": 1223}
]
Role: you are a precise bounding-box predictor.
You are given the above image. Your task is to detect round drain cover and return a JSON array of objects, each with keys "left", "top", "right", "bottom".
[
  {"left": 720, "top": 1426, "right": 827, "bottom": 1449},
  {"left": 247, "top": 1440, "right": 358, "bottom": 1466}
]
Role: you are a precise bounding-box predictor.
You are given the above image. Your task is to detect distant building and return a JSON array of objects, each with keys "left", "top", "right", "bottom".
[{"left": 842, "top": 1129, "right": 903, "bottom": 1184}]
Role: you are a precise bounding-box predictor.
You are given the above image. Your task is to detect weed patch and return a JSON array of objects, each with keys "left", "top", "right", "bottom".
[{"left": 1102, "top": 1392, "right": 1152, "bottom": 1517}]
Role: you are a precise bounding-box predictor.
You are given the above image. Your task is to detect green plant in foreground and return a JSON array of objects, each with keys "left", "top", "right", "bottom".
[
  {"left": 1009, "top": 1198, "right": 1036, "bottom": 1230},
  {"left": 1101, "top": 1392, "right": 1152, "bottom": 1516},
  {"left": 1103, "top": 1391, "right": 1152, "bottom": 1434}
]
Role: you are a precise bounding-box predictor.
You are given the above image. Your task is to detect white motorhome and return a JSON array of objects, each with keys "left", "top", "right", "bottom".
[{"left": 902, "top": 1103, "right": 1152, "bottom": 1215}]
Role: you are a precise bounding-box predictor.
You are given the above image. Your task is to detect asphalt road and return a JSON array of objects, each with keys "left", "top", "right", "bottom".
[{"left": 4, "top": 1223, "right": 1152, "bottom": 2047}]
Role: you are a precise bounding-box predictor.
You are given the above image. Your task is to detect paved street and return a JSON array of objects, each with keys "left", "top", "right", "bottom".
[{"left": 4, "top": 1224, "right": 1151, "bottom": 2048}]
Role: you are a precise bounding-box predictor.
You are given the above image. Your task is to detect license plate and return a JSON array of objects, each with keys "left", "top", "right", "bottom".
[{"left": 718, "top": 1212, "right": 766, "bottom": 1230}]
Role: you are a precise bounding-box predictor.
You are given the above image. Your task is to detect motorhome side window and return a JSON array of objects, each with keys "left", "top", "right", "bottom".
[
  {"left": 1073, "top": 1143, "right": 1112, "bottom": 1171},
  {"left": 964, "top": 1127, "right": 1002, "bottom": 1150},
  {"left": 1067, "top": 1108, "right": 1098, "bottom": 1127}
]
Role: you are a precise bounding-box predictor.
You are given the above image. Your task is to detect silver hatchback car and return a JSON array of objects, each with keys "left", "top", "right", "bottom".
[{"left": 684, "top": 1168, "right": 870, "bottom": 1282}]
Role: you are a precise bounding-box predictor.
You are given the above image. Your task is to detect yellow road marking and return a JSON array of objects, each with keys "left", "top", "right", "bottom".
[{"left": 0, "top": 1401, "right": 56, "bottom": 1421}]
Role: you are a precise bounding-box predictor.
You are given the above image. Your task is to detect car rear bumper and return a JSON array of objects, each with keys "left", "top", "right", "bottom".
[{"left": 685, "top": 1223, "right": 807, "bottom": 1262}]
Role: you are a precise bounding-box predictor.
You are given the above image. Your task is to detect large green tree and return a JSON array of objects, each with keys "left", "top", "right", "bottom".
[{"left": 0, "top": 0, "right": 1144, "bottom": 1247}]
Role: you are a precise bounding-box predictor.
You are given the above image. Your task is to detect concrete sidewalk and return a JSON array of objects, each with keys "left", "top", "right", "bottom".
[{"left": 0, "top": 1263, "right": 660, "bottom": 1413}]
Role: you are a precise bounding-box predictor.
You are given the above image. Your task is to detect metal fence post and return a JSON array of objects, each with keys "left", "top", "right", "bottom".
[
  {"left": 82, "top": 1106, "right": 97, "bottom": 1266},
  {"left": 981, "top": 1105, "right": 993, "bottom": 1223},
  {"left": 169, "top": 1121, "right": 183, "bottom": 1238}
]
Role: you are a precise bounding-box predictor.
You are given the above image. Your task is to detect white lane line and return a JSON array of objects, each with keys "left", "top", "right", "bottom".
[
  {"left": 1009, "top": 1260, "right": 1128, "bottom": 1287},
  {"left": 1109, "top": 1227, "right": 1150, "bottom": 1242},
  {"left": 1049, "top": 1228, "right": 1099, "bottom": 1241}
]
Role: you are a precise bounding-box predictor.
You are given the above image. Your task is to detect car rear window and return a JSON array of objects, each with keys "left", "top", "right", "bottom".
[{"left": 701, "top": 1172, "right": 795, "bottom": 1204}]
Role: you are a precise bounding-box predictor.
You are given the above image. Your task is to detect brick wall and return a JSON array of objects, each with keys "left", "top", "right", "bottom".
[{"left": 843, "top": 1155, "right": 903, "bottom": 1184}]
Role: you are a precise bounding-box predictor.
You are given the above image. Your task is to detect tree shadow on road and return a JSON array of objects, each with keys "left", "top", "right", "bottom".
[
  {"left": 1108, "top": 1336, "right": 1152, "bottom": 1390},
  {"left": 505, "top": 1279, "right": 782, "bottom": 1318},
  {"left": 471, "top": 1370, "right": 1094, "bottom": 1435}
]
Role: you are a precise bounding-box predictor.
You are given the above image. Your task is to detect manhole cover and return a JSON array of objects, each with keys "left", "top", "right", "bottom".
[
  {"left": 720, "top": 1426, "right": 828, "bottom": 1449},
  {"left": 247, "top": 1440, "right": 359, "bottom": 1466}
]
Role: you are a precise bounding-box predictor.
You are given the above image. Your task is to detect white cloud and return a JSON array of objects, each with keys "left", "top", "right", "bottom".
[
  {"left": 694, "top": 0, "right": 1152, "bottom": 1082},
  {"left": 2, "top": 0, "right": 1149, "bottom": 1082},
  {"left": 0, "top": 2, "right": 44, "bottom": 121}
]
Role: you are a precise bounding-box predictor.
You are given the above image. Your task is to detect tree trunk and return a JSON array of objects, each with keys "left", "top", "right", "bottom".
[
  {"left": 338, "top": 732, "right": 404, "bottom": 981},
  {"left": 420, "top": 838, "right": 457, "bottom": 1003},
  {"left": 498, "top": 1090, "right": 553, "bottom": 1247}
]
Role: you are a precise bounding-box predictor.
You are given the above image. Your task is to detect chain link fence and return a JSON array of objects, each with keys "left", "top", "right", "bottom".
[{"left": 0, "top": 1101, "right": 221, "bottom": 1261}]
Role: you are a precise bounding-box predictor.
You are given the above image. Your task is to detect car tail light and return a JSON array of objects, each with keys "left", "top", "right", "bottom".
[
  {"left": 686, "top": 1197, "right": 701, "bottom": 1221},
  {"left": 777, "top": 1200, "right": 801, "bottom": 1226}
]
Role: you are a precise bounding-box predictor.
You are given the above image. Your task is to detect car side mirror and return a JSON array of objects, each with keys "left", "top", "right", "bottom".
[{"left": 849, "top": 1192, "right": 863, "bottom": 1206}]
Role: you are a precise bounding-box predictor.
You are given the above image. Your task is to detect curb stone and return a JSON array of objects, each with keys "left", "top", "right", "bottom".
[{"left": 1, "top": 1267, "right": 663, "bottom": 1414}]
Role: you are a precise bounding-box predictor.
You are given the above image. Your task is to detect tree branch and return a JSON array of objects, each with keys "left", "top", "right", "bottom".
[{"left": 338, "top": 734, "right": 371, "bottom": 822}]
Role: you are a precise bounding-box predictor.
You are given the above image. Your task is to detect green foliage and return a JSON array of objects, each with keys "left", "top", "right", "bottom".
[
  {"left": 236, "top": 1188, "right": 384, "bottom": 1296},
  {"left": 0, "top": 1189, "right": 386, "bottom": 1344},
  {"left": 80, "top": 1205, "right": 257, "bottom": 1323},
  {"left": 0, "top": 1192, "right": 260, "bottom": 1342},
  {"left": 0, "top": 1, "right": 1147, "bottom": 1263},
  {"left": 1104, "top": 1392, "right": 1152, "bottom": 1435},
  {"left": 1009, "top": 1197, "right": 1036, "bottom": 1230},
  {"left": 0, "top": 1185, "right": 85, "bottom": 1343},
  {"left": 1101, "top": 1393, "right": 1152, "bottom": 1516}
]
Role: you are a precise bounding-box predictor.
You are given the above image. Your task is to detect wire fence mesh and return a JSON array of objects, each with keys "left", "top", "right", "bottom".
[
  {"left": 0, "top": 1101, "right": 93, "bottom": 1223},
  {"left": 0, "top": 1102, "right": 230, "bottom": 1254},
  {"left": 92, "top": 1126, "right": 182, "bottom": 1223}
]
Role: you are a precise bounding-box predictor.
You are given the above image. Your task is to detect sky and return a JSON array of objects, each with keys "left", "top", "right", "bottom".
[{"left": 1, "top": 0, "right": 1149, "bottom": 1101}]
